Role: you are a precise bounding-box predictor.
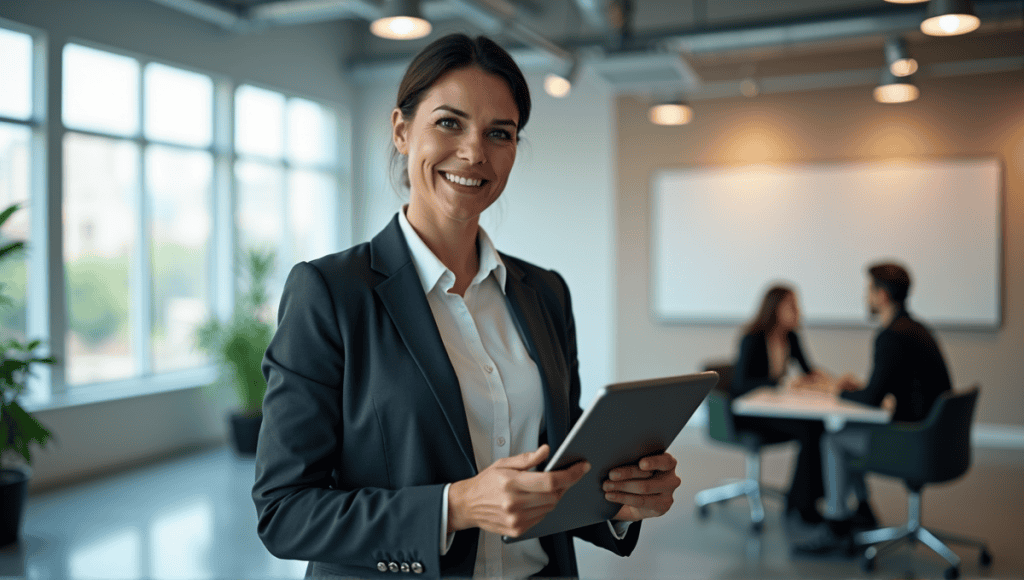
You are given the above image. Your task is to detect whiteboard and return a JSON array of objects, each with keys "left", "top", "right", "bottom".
[{"left": 652, "top": 157, "right": 1002, "bottom": 329}]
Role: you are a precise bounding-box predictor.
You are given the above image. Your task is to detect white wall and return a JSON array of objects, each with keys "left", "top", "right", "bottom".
[
  {"left": 0, "top": 0, "right": 356, "bottom": 489},
  {"left": 354, "top": 67, "right": 617, "bottom": 406}
]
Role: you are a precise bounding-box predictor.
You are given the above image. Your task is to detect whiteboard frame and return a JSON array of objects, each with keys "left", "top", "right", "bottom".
[{"left": 649, "top": 155, "right": 1005, "bottom": 331}]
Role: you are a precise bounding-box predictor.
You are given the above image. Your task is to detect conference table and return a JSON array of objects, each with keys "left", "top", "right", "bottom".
[{"left": 732, "top": 386, "right": 892, "bottom": 431}]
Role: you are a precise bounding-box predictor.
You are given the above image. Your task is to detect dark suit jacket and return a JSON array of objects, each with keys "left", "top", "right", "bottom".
[
  {"left": 252, "top": 215, "right": 640, "bottom": 579},
  {"left": 842, "top": 309, "right": 952, "bottom": 423},
  {"left": 731, "top": 331, "right": 813, "bottom": 399}
]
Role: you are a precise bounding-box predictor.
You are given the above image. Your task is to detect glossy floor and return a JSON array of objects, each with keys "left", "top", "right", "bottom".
[{"left": 2, "top": 429, "right": 1022, "bottom": 579}]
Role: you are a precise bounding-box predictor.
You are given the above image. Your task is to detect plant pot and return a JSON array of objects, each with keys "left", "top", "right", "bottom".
[
  {"left": 0, "top": 467, "right": 29, "bottom": 547},
  {"left": 228, "top": 411, "right": 263, "bottom": 456}
]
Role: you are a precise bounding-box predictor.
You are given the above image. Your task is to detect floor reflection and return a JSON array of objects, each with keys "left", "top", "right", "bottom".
[{"left": 2, "top": 448, "right": 307, "bottom": 580}]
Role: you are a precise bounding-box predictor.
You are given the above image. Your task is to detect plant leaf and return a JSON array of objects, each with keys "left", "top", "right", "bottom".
[
  {"left": 0, "top": 203, "right": 21, "bottom": 229},
  {"left": 0, "top": 240, "right": 26, "bottom": 261},
  {"left": 3, "top": 400, "right": 52, "bottom": 464}
]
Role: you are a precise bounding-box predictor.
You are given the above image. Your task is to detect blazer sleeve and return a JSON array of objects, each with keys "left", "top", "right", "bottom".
[
  {"left": 252, "top": 262, "right": 447, "bottom": 573},
  {"left": 548, "top": 271, "right": 642, "bottom": 556},
  {"left": 788, "top": 331, "right": 814, "bottom": 375},
  {"left": 732, "top": 333, "right": 775, "bottom": 398},
  {"left": 841, "top": 331, "right": 905, "bottom": 409}
]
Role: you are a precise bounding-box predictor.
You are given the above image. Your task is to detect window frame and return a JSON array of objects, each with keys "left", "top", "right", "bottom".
[{"left": 3, "top": 28, "right": 349, "bottom": 411}]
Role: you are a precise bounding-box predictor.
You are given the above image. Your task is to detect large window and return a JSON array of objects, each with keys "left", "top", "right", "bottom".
[
  {"left": 3, "top": 26, "right": 345, "bottom": 399},
  {"left": 0, "top": 26, "right": 34, "bottom": 344},
  {"left": 235, "top": 85, "right": 339, "bottom": 297},
  {"left": 62, "top": 43, "right": 218, "bottom": 385}
]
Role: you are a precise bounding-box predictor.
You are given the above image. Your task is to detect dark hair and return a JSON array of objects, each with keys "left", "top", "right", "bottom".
[
  {"left": 389, "top": 33, "right": 532, "bottom": 190},
  {"left": 868, "top": 262, "right": 911, "bottom": 306},
  {"left": 745, "top": 285, "right": 795, "bottom": 336}
]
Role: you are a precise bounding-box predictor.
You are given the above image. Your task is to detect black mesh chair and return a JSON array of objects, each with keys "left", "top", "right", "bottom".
[
  {"left": 694, "top": 362, "right": 791, "bottom": 533},
  {"left": 853, "top": 386, "right": 992, "bottom": 580}
]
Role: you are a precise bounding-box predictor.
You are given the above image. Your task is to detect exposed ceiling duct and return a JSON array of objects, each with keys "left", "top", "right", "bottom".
[{"left": 145, "top": 0, "right": 1023, "bottom": 98}]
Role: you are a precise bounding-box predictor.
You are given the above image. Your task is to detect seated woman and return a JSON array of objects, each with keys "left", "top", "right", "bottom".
[{"left": 732, "top": 285, "right": 827, "bottom": 525}]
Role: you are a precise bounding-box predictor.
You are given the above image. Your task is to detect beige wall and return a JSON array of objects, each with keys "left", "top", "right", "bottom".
[{"left": 615, "top": 72, "right": 1024, "bottom": 427}]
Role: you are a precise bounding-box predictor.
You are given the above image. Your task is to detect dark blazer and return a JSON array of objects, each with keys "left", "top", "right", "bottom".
[
  {"left": 731, "top": 331, "right": 813, "bottom": 399},
  {"left": 842, "top": 309, "right": 952, "bottom": 423},
  {"left": 252, "top": 215, "right": 640, "bottom": 579}
]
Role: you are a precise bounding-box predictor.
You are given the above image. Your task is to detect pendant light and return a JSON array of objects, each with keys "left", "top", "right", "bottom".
[
  {"left": 649, "top": 101, "right": 693, "bottom": 125},
  {"left": 371, "top": 0, "right": 431, "bottom": 40},
  {"left": 873, "top": 69, "right": 919, "bottom": 104},
  {"left": 544, "top": 58, "right": 579, "bottom": 98},
  {"left": 920, "top": 0, "right": 981, "bottom": 36},
  {"left": 885, "top": 37, "right": 918, "bottom": 77}
]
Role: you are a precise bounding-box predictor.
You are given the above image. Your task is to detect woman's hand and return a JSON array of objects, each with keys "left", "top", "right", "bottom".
[
  {"left": 604, "top": 452, "right": 681, "bottom": 522},
  {"left": 447, "top": 444, "right": 590, "bottom": 538}
]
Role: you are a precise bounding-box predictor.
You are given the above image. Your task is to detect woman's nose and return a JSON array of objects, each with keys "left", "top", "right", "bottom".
[{"left": 457, "top": 133, "right": 486, "bottom": 165}]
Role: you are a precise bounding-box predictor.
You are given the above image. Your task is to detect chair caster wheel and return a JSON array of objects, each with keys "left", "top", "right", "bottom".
[
  {"left": 696, "top": 505, "right": 709, "bottom": 520},
  {"left": 860, "top": 554, "right": 875, "bottom": 573},
  {"left": 750, "top": 520, "right": 763, "bottom": 534},
  {"left": 980, "top": 548, "right": 992, "bottom": 566},
  {"left": 944, "top": 565, "right": 960, "bottom": 580}
]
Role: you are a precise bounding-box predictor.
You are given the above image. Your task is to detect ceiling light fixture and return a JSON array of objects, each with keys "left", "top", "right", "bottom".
[
  {"left": 370, "top": 0, "right": 431, "bottom": 40},
  {"left": 543, "top": 58, "right": 580, "bottom": 98},
  {"left": 649, "top": 101, "right": 693, "bottom": 125},
  {"left": 873, "top": 69, "right": 920, "bottom": 104},
  {"left": 882, "top": 0, "right": 928, "bottom": 4},
  {"left": 920, "top": 0, "right": 981, "bottom": 36},
  {"left": 885, "top": 37, "right": 918, "bottom": 77}
]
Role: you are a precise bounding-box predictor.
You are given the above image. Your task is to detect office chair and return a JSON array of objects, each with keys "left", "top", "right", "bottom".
[
  {"left": 852, "top": 386, "right": 992, "bottom": 580},
  {"left": 694, "top": 362, "right": 790, "bottom": 533}
]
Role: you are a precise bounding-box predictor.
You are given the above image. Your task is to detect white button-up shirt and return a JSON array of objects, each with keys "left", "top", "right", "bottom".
[{"left": 397, "top": 209, "right": 629, "bottom": 579}]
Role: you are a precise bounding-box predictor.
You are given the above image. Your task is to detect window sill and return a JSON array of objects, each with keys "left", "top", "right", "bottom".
[{"left": 22, "top": 366, "right": 220, "bottom": 413}]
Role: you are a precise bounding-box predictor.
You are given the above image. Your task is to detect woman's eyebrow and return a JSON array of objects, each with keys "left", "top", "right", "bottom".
[{"left": 432, "top": 105, "right": 518, "bottom": 129}]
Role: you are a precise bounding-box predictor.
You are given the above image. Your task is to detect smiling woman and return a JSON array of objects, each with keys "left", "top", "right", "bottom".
[{"left": 252, "top": 33, "right": 681, "bottom": 580}]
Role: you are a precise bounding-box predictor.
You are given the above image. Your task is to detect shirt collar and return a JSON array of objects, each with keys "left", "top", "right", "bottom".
[{"left": 397, "top": 207, "right": 507, "bottom": 295}]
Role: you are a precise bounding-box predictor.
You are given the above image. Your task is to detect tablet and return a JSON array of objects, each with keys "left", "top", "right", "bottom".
[{"left": 502, "top": 371, "right": 718, "bottom": 543}]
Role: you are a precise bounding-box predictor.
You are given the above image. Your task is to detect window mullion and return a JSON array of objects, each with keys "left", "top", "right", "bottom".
[
  {"left": 215, "top": 80, "right": 235, "bottom": 322},
  {"left": 135, "top": 70, "right": 153, "bottom": 376},
  {"left": 41, "top": 31, "right": 67, "bottom": 399}
]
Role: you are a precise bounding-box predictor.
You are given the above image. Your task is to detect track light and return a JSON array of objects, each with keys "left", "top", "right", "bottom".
[
  {"left": 544, "top": 58, "right": 579, "bottom": 98},
  {"left": 882, "top": 0, "right": 928, "bottom": 3},
  {"left": 885, "top": 37, "right": 918, "bottom": 77},
  {"left": 370, "top": 0, "right": 431, "bottom": 40},
  {"left": 921, "top": 0, "right": 980, "bottom": 36},
  {"left": 649, "top": 101, "right": 693, "bottom": 125},
  {"left": 873, "top": 69, "right": 919, "bottom": 104}
]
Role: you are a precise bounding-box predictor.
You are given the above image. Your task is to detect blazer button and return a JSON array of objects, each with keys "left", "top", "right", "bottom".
[
  {"left": 377, "top": 562, "right": 387, "bottom": 572},
  {"left": 400, "top": 563, "right": 411, "bottom": 573},
  {"left": 411, "top": 562, "right": 424, "bottom": 574},
  {"left": 389, "top": 562, "right": 399, "bottom": 573}
]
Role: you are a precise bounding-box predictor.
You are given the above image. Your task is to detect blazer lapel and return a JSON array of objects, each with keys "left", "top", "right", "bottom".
[
  {"left": 371, "top": 216, "right": 477, "bottom": 473},
  {"left": 503, "top": 264, "right": 571, "bottom": 452}
]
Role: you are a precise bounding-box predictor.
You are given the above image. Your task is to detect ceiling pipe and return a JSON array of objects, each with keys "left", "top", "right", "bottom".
[
  {"left": 250, "top": 0, "right": 381, "bottom": 26},
  {"left": 147, "top": 0, "right": 248, "bottom": 31},
  {"left": 573, "top": 0, "right": 611, "bottom": 32}
]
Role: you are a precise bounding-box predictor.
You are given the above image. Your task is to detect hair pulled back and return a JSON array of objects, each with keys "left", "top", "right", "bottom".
[{"left": 389, "top": 33, "right": 531, "bottom": 189}]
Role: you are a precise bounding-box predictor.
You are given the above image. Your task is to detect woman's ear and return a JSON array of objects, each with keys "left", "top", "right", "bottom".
[{"left": 391, "top": 108, "right": 408, "bottom": 155}]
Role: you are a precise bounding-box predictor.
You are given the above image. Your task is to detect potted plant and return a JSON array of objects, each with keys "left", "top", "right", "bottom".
[
  {"left": 1, "top": 202, "right": 56, "bottom": 547},
  {"left": 197, "top": 247, "right": 275, "bottom": 456}
]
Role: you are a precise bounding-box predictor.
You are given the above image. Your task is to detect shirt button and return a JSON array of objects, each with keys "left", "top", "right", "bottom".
[
  {"left": 412, "top": 562, "right": 424, "bottom": 574},
  {"left": 497, "top": 436, "right": 506, "bottom": 446},
  {"left": 400, "top": 563, "right": 411, "bottom": 573},
  {"left": 389, "top": 562, "right": 399, "bottom": 573},
  {"left": 377, "top": 562, "right": 387, "bottom": 572},
  {"left": 485, "top": 364, "right": 494, "bottom": 374}
]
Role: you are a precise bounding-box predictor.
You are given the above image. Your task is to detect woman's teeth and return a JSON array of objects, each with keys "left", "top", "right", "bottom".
[{"left": 443, "top": 172, "right": 483, "bottom": 187}]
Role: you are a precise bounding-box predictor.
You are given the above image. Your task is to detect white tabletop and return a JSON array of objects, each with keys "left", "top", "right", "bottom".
[{"left": 732, "top": 387, "right": 892, "bottom": 432}]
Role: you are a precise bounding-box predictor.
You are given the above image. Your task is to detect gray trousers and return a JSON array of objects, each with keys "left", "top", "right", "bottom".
[{"left": 821, "top": 426, "right": 872, "bottom": 520}]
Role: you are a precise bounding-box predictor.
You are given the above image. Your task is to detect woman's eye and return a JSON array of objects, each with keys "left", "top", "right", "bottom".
[
  {"left": 489, "top": 129, "right": 513, "bottom": 141},
  {"left": 438, "top": 117, "right": 459, "bottom": 129}
]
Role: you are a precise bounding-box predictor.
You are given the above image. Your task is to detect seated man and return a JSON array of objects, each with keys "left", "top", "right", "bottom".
[{"left": 795, "top": 262, "right": 952, "bottom": 554}]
